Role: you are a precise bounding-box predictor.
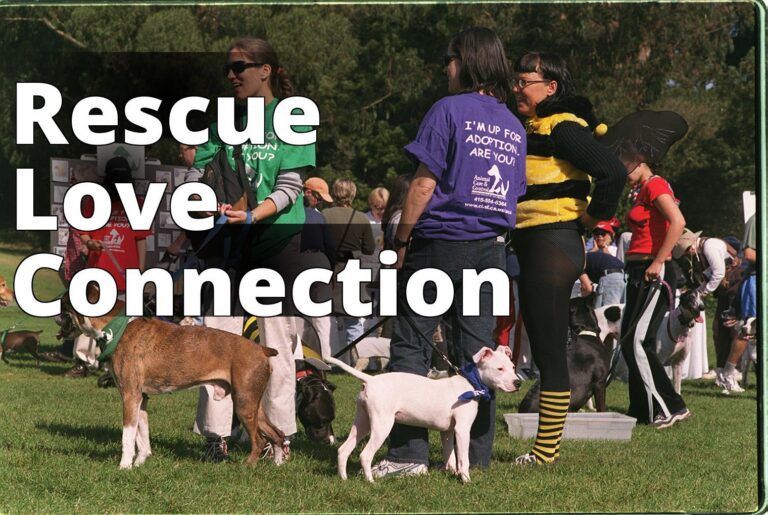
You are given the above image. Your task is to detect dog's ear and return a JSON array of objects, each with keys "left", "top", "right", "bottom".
[
  {"left": 472, "top": 347, "right": 494, "bottom": 364},
  {"left": 86, "top": 281, "right": 101, "bottom": 304},
  {"left": 498, "top": 345, "right": 513, "bottom": 360}
]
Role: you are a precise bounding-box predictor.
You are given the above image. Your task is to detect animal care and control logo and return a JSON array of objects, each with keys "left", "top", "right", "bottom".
[
  {"left": 464, "top": 120, "right": 522, "bottom": 216},
  {"left": 472, "top": 164, "right": 510, "bottom": 198},
  {"left": 103, "top": 228, "right": 125, "bottom": 250}
]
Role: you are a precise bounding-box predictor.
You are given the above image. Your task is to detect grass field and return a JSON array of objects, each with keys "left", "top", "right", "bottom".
[{"left": 0, "top": 246, "right": 762, "bottom": 513}]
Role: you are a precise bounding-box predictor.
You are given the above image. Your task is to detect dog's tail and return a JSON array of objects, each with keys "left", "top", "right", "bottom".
[{"left": 325, "top": 356, "right": 370, "bottom": 383}]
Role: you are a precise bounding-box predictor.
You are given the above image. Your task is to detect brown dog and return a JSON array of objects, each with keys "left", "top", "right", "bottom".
[
  {"left": 1, "top": 330, "right": 43, "bottom": 365},
  {"left": 55, "top": 289, "right": 285, "bottom": 469},
  {"left": 0, "top": 276, "right": 13, "bottom": 307}
]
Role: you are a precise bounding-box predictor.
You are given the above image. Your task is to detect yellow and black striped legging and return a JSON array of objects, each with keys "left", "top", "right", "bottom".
[
  {"left": 531, "top": 390, "right": 571, "bottom": 462},
  {"left": 513, "top": 226, "right": 583, "bottom": 462}
]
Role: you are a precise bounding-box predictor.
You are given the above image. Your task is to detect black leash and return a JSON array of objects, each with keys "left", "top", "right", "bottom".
[
  {"left": 331, "top": 313, "right": 461, "bottom": 377},
  {"left": 331, "top": 316, "right": 389, "bottom": 359}
]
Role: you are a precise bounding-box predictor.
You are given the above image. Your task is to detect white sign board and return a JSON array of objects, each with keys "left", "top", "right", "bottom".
[
  {"left": 742, "top": 191, "right": 755, "bottom": 222},
  {"left": 97, "top": 144, "right": 145, "bottom": 179}
]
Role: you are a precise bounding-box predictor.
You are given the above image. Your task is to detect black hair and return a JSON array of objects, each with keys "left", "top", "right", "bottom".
[
  {"left": 449, "top": 27, "right": 511, "bottom": 103},
  {"left": 382, "top": 173, "right": 413, "bottom": 249},
  {"left": 514, "top": 51, "right": 575, "bottom": 115}
]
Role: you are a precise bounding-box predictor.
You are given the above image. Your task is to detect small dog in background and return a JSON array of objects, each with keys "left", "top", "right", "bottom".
[
  {"left": 519, "top": 295, "right": 613, "bottom": 413},
  {"left": 295, "top": 358, "right": 337, "bottom": 445},
  {"left": 0, "top": 276, "right": 13, "bottom": 307},
  {"left": 1, "top": 330, "right": 43, "bottom": 366},
  {"left": 656, "top": 289, "right": 705, "bottom": 394}
]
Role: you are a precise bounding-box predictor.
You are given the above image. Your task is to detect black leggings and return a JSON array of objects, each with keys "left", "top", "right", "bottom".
[{"left": 513, "top": 228, "right": 584, "bottom": 391}]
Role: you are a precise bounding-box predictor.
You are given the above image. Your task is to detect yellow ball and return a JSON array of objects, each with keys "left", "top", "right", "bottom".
[{"left": 594, "top": 123, "right": 608, "bottom": 137}]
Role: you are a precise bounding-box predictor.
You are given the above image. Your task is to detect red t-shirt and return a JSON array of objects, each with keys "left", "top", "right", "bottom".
[
  {"left": 626, "top": 176, "right": 678, "bottom": 258},
  {"left": 85, "top": 198, "right": 152, "bottom": 292}
]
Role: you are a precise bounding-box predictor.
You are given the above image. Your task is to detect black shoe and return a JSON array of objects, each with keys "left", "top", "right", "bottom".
[
  {"left": 64, "top": 362, "right": 88, "bottom": 378},
  {"left": 202, "top": 436, "right": 229, "bottom": 463},
  {"left": 97, "top": 373, "right": 116, "bottom": 388}
]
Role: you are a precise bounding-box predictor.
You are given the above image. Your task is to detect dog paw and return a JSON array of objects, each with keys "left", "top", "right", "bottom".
[
  {"left": 460, "top": 473, "right": 471, "bottom": 483},
  {"left": 119, "top": 462, "right": 133, "bottom": 470},
  {"left": 134, "top": 453, "right": 151, "bottom": 466}
]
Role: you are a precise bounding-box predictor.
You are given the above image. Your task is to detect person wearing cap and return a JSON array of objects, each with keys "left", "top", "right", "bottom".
[
  {"left": 589, "top": 220, "right": 618, "bottom": 256},
  {"left": 601, "top": 110, "right": 691, "bottom": 429},
  {"left": 302, "top": 177, "right": 336, "bottom": 267},
  {"left": 673, "top": 228, "right": 743, "bottom": 387},
  {"left": 298, "top": 177, "right": 336, "bottom": 361},
  {"left": 68, "top": 156, "right": 151, "bottom": 377},
  {"left": 673, "top": 228, "right": 733, "bottom": 297},
  {"left": 577, "top": 246, "right": 626, "bottom": 307}
]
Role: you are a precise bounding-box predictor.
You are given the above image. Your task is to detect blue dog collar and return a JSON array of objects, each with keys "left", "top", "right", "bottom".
[{"left": 458, "top": 363, "right": 494, "bottom": 402}]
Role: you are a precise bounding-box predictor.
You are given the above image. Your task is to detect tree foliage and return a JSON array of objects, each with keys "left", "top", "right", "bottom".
[{"left": 0, "top": 3, "right": 758, "bottom": 244}]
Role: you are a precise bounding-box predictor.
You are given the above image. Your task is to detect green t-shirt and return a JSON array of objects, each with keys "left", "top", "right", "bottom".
[{"left": 194, "top": 98, "right": 316, "bottom": 257}]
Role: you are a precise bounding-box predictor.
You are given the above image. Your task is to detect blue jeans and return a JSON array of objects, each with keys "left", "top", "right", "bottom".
[
  {"left": 387, "top": 237, "right": 506, "bottom": 468},
  {"left": 342, "top": 316, "right": 365, "bottom": 345},
  {"left": 597, "top": 271, "right": 626, "bottom": 307}
]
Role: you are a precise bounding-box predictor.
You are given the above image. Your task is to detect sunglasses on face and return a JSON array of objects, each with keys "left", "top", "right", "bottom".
[
  {"left": 223, "top": 61, "right": 263, "bottom": 75},
  {"left": 593, "top": 231, "right": 610, "bottom": 237},
  {"left": 512, "top": 78, "right": 551, "bottom": 89},
  {"left": 443, "top": 53, "right": 460, "bottom": 67}
]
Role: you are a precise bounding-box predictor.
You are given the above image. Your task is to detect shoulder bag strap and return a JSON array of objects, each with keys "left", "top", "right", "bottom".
[{"left": 335, "top": 208, "right": 357, "bottom": 256}]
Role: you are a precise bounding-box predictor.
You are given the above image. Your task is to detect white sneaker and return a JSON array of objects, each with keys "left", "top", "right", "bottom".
[
  {"left": 721, "top": 371, "right": 745, "bottom": 394},
  {"left": 701, "top": 369, "right": 718, "bottom": 380},
  {"left": 652, "top": 408, "right": 692, "bottom": 429},
  {"left": 371, "top": 459, "right": 428, "bottom": 479}
]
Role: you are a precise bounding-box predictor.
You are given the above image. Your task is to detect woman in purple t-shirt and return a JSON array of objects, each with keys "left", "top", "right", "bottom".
[{"left": 370, "top": 27, "right": 527, "bottom": 479}]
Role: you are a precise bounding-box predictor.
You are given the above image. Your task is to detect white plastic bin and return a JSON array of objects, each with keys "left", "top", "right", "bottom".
[{"left": 504, "top": 412, "right": 637, "bottom": 441}]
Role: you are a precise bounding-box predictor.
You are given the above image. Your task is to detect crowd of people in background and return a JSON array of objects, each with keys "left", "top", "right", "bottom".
[{"left": 32, "top": 28, "right": 758, "bottom": 476}]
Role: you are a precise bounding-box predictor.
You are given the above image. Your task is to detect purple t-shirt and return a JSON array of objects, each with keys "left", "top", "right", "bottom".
[{"left": 405, "top": 92, "right": 527, "bottom": 241}]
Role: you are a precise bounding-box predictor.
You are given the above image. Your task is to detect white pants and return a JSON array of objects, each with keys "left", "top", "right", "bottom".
[{"left": 193, "top": 315, "right": 298, "bottom": 438}]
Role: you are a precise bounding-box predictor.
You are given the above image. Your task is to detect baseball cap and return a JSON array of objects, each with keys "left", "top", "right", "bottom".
[
  {"left": 304, "top": 177, "right": 333, "bottom": 203},
  {"left": 593, "top": 221, "right": 615, "bottom": 235}
]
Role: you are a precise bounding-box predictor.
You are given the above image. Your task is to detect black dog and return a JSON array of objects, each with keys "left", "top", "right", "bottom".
[
  {"left": 296, "top": 359, "right": 337, "bottom": 444},
  {"left": 519, "top": 295, "right": 612, "bottom": 413}
]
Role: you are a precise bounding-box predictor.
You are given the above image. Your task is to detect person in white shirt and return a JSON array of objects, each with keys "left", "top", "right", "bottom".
[{"left": 672, "top": 228, "right": 731, "bottom": 297}]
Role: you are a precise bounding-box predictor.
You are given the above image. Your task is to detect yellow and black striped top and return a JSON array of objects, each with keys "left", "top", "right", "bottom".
[{"left": 516, "top": 113, "right": 592, "bottom": 229}]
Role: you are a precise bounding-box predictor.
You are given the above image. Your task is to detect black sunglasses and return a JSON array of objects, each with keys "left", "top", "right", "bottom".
[
  {"left": 223, "top": 61, "right": 263, "bottom": 75},
  {"left": 443, "top": 52, "right": 460, "bottom": 67}
]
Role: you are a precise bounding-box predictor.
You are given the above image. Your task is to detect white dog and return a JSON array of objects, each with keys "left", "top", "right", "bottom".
[
  {"left": 327, "top": 347, "right": 520, "bottom": 483},
  {"left": 594, "top": 289, "right": 704, "bottom": 394}
]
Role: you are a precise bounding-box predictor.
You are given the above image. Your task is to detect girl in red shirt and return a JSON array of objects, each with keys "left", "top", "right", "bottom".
[{"left": 603, "top": 111, "right": 691, "bottom": 428}]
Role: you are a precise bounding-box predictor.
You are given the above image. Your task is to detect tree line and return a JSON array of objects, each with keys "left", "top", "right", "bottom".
[{"left": 0, "top": 3, "right": 757, "bottom": 246}]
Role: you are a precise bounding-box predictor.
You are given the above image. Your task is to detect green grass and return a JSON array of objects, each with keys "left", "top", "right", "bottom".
[{"left": 0, "top": 248, "right": 761, "bottom": 513}]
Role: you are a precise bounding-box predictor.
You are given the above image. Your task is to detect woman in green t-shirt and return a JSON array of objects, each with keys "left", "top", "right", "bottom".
[{"left": 193, "top": 38, "right": 316, "bottom": 464}]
